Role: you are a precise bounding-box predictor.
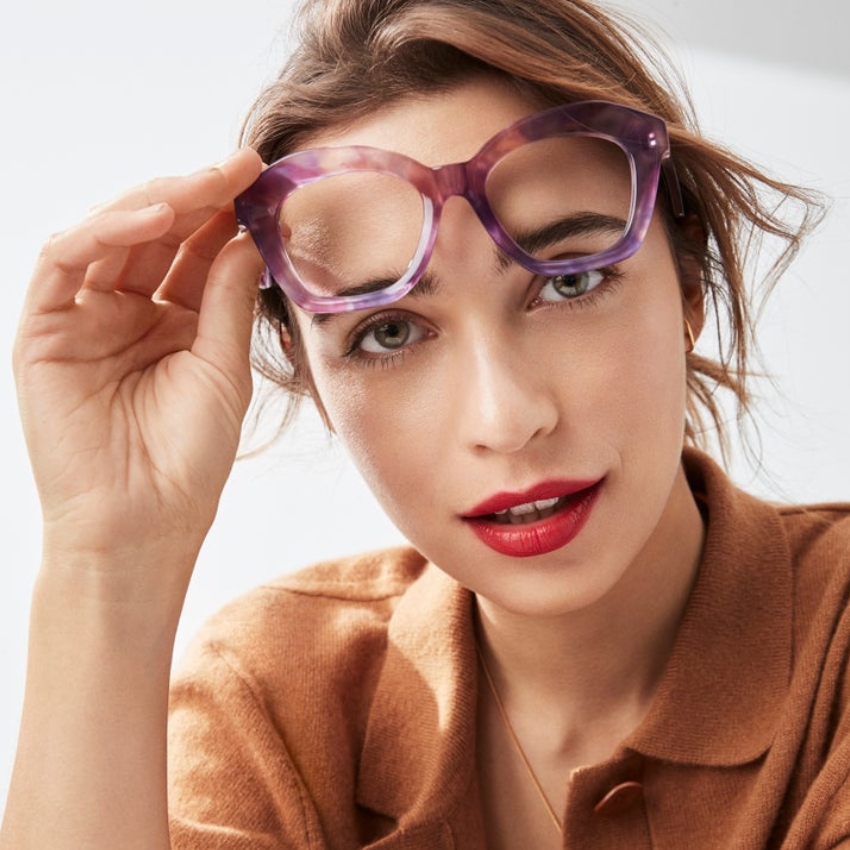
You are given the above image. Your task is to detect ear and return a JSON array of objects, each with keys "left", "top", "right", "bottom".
[
  {"left": 278, "top": 323, "right": 336, "bottom": 434},
  {"left": 682, "top": 276, "right": 704, "bottom": 344},
  {"left": 279, "top": 323, "right": 294, "bottom": 354},
  {"left": 675, "top": 215, "right": 706, "bottom": 342}
]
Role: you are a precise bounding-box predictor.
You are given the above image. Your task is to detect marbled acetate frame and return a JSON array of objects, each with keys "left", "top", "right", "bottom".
[{"left": 235, "top": 100, "right": 683, "bottom": 314}]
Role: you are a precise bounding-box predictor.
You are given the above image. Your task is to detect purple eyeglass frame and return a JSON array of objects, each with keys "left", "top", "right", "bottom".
[{"left": 235, "top": 100, "right": 683, "bottom": 314}]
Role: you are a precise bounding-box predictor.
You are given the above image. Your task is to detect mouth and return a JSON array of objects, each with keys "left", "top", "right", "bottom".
[
  {"left": 489, "top": 494, "right": 573, "bottom": 525},
  {"left": 463, "top": 479, "right": 603, "bottom": 558}
]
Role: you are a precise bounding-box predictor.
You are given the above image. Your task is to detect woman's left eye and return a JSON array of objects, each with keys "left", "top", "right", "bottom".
[
  {"left": 538, "top": 268, "right": 606, "bottom": 302},
  {"left": 356, "top": 317, "right": 428, "bottom": 354}
]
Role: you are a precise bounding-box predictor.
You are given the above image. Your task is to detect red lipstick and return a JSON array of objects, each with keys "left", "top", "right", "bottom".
[{"left": 463, "top": 478, "right": 602, "bottom": 558}]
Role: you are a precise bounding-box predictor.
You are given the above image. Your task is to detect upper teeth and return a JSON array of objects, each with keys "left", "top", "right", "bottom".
[{"left": 495, "top": 497, "right": 560, "bottom": 517}]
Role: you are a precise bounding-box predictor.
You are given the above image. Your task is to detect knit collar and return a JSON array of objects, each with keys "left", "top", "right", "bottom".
[
  {"left": 622, "top": 448, "right": 792, "bottom": 766},
  {"left": 355, "top": 448, "right": 792, "bottom": 823}
]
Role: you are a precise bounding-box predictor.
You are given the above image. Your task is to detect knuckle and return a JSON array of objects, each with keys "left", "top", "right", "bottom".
[
  {"left": 132, "top": 174, "right": 177, "bottom": 209},
  {"left": 205, "top": 163, "right": 233, "bottom": 202},
  {"left": 138, "top": 176, "right": 166, "bottom": 207},
  {"left": 38, "top": 229, "right": 68, "bottom": 264}
]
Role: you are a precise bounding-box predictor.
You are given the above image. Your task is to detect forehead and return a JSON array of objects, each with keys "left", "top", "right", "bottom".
[{"left": 303, "top": 75, "right": 545, "bottom": 166}]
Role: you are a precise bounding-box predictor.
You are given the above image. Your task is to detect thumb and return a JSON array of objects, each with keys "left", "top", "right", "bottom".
[{"left": 193, "top": 231, "right": 265, "bottom": 390}]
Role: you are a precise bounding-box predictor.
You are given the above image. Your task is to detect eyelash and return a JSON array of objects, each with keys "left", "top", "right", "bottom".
[
  {"left": 343, "top": 310, "right": 428, "bottom": 368},
  {"left": 531, "top": 265, "right": 624, "bottom": 310},
  {"left": 342, "top": 266, "right": 624, "bottom": 368}
]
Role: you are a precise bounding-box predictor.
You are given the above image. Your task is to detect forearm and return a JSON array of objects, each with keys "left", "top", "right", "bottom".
[
  {"left": 0, "top": 549, "right": 194, "bottom": 850},
  {"left": 5, "top": 148, "right": 263, "bottom": 850}
]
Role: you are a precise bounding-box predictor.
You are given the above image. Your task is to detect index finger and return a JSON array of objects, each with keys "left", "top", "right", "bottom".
[
  {"left": 91, "top": 150, "right": 264, "bottom": 298},
  {"left": 96, "top": 147, "right": 263, "bottom": 218},
  {"left": 24, "top": 150, "right": 264, "bottom": 313},
  {"left": 23, "top": 203, "right": 177, "bottom": 314}
]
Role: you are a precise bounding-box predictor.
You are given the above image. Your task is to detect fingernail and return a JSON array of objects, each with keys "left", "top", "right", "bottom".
[{"left": 143, "top": 202, "right": 171, "bottom": 215}]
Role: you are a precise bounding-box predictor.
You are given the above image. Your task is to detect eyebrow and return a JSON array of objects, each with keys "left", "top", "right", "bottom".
[
  {"left": 310, "top": 212, "right": 628, "bottom": 326},
  {"left": 495, "top": 212, "right": 628, "bottom": 272},
  {"left": 310, "top": 271, "right": 441, "bottom": 328}
]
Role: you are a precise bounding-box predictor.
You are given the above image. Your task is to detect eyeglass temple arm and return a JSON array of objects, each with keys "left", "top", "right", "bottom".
[{"left": 662, "top": 157, "right": 685, "bottom": 219}]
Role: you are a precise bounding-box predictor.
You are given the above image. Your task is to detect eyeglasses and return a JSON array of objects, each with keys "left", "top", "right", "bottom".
[{"left": 235, "top": 100, "right": 682, "bottom": 314}]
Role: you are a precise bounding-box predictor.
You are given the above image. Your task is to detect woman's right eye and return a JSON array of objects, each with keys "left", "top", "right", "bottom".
[{"left": 356, "top": 316, "right": 428, "bottom": 354}]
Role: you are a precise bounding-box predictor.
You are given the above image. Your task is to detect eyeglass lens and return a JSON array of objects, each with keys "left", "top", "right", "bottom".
[{"left": 279, "top": 134, "right": 634, "bottom": 301}]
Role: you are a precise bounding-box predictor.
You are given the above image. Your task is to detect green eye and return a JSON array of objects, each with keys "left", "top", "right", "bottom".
[
  {"left": 540, "top": 269, "right": 605, "bottom": 301},
  {"left": 372, "top": 321, "right": 410, "bottom": 349},
  {"left": 357, "top": 317, "right": 427, "bottom": 354}
]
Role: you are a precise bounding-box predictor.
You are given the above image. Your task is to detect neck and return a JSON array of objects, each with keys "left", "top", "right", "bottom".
[{"left": 475, "top": 464, "right": 704, "bottom": 757}]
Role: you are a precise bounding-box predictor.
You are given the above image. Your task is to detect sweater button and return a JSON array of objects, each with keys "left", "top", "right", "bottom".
[{"left": 593, "top": 781, "right": 644, "bottom": 816}]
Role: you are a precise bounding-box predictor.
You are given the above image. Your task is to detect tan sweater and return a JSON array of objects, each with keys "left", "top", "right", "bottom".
[{"left": 168, "top": 450, "right": 850, "bottom": 849}]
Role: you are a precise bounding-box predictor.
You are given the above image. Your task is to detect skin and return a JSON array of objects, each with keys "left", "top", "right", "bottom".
[
  {"left": 3, "top": 149, "right": 264, "bottom": 850},
  {"left": 3, "top": 75, "right": 705, "bottom": 850},
  {"left": 293, "top": 76, "right": 706, "bottom": 848}
]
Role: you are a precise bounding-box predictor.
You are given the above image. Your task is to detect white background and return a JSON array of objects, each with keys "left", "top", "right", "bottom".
[{"left": 1, "top": 0, "right": 849, "bottom": 810}]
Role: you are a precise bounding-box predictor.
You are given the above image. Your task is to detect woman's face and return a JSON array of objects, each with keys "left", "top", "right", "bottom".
[{"left": 291, "top": 76, "right": 702, "bottom": 617}]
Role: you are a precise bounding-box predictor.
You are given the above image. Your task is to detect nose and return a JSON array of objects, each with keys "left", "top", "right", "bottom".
[{"left": 456, "top": 328, "right": 560, "bottom": 455}]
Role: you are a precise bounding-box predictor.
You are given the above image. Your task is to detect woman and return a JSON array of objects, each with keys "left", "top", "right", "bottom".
[{"left": 3, "top": 0, "right": 849, "bottom": 848}]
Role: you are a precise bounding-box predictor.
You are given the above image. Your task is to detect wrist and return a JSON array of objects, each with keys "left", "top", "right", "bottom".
[{"left": 35, "top": 540, "right": 201, "bottom": 642}]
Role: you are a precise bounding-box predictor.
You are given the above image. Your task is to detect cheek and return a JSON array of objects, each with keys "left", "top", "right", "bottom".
[
  {"left": 309, "top": 358, "right": 445, "bottom": 507},
  {"left": 607, "top": 283, "right": 689, "bottom": 442},
  {"left": 553, "top": 277, "right": 687, "bottom": 447}
]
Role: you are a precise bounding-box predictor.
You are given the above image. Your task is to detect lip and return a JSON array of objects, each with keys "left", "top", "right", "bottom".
[
  {"left": 464, "top": 479, "right": 601, "bottom": 518},
  {"left": 463, "top": 478, "right": 603, "bottom": 558}
]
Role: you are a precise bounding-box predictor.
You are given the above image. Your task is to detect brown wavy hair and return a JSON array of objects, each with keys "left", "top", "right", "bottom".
[{"left": 240, "top": 0, "right": 823, "bottom": 455}]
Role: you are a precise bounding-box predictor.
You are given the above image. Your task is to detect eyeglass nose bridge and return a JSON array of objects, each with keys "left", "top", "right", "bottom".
[
  {"left": 431, "top": 158, "right": 474, "bottom": 200},
  {"left": 420, "top": 156, "right": 506, "bottom": 262}
]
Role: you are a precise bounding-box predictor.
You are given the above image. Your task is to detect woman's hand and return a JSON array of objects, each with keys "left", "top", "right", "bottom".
[
  {"left": 4, "top": 150, "right": 268, "bottom": 850},
  {"left": 13, "top": 149, "right": 264, "bottom": 586}
]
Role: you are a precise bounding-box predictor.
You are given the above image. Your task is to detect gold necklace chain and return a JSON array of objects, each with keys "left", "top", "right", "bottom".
[{"left": 476, "top": 643, "right": 564, "bottom": 836}]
